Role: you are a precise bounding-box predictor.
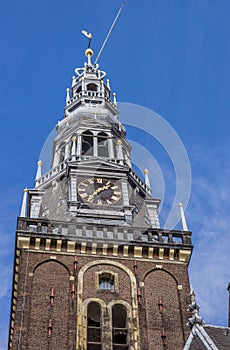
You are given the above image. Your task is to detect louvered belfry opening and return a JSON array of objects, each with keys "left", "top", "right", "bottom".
[
  {"left": 87, "top": 302, "right": 102, "bottom": 350},
  {"left": 112, "top": 304, "right": 128, "bottom": 350}
]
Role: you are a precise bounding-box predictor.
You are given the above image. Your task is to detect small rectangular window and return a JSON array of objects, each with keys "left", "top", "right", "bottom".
[{"left": 99, "top": 273, "right": 114, "bottom": 291}]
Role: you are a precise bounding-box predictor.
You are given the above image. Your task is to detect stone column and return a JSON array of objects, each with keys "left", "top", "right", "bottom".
[
  {"left": 53, "top": 150, "right": 60, "bottom": 168},
  {"left": 76, "top": 134, "right": 82, "bottom": 157},
  {"left": 71, "top": 136, "right": 77, "bottom": 160},
  {"left": 64, "top": 141, "right": 70, "bottom": 160},
  {"left": 108, "top": 137, "right": 114, "bottom": 159},
  {"left": 117, "top": 140, "right": 124, "bottom": 164},
  {"left": 93, "top": 132, "right": 98, "bottom": 157}
]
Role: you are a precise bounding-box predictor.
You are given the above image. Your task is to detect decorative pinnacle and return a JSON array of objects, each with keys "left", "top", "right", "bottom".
[
  {"left": 178, "top": 202, "right": 189, "bottom": 231},
  {"left": 187, "top": 290, "right": 204, "bottom": 328},
  {"left": 35, "top": 160, "right": 43, "bottom": 184},
  {"left": 113, "top": 92, "right": 117, "bottom": 106},
  {"left": 66, "top": 88, "right": 70, "bottom": 104},
  {"left": 117, "top": 139, "right": 122, "bottom": 145},
  {"left": 20, "top": 187, "right": 28, "bottom": 217},
  {"left": 72, "top": 136, "right": 77, "bottom": 142},
  {"left": 72, "top": 76, "right": 75, "bottom": 87},
  {"left": 144, "top": 168, "right": 151, "bottom": 190},
  {"left": 106, "top": 79, "right": 111, "bottom": 90}
]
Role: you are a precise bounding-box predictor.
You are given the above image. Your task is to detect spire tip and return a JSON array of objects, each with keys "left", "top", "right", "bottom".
[{"left": 85, "top": 48, "right": 94, "bottom": 58}]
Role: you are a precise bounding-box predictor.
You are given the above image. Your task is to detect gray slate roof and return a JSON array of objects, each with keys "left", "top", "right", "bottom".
[
  {"left": 184, "top": 324, "right": 230, "bottom": 350},
  {"left": 205, "top": 326, "right": 230, "bottom": 350}
]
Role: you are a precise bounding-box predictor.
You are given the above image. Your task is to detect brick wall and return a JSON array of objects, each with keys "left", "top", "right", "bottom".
[{"left": 11, "top": 243, "right": 191, "bottom": 350}]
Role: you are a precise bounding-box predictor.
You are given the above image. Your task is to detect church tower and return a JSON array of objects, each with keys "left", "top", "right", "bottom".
[{"left": 8, "top": 45, "right": 193, "bottom": 350}]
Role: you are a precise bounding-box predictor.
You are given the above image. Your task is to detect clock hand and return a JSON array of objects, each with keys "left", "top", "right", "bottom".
[
  {"left": 96, "top": 184, "right": 111, "bottom": 193},
  {"left": 88, "top": 184, "right": 111, "bottom": 202}
]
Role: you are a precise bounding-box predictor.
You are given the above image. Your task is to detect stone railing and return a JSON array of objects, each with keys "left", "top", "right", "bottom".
[
  {"left": 129, "top": 169, "right": 152, "bottom": 196},
  {"left": 35, "top": 161, "right": 66, "bottom": 187},
  {"left": 66, "top": 90, "right": 117, "bottom": 111},
  {"left": 141, "top": 228, "right": 192, "bottom": 246}
]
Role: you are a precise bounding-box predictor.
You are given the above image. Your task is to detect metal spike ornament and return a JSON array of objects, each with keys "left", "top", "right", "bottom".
[{"left": 94, "top": 2, "right": 125, "bottom": 64}]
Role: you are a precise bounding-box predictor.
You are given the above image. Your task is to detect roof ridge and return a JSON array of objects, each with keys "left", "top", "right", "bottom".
[{"left": 204, "top": 324, "right": 230, "bottom": 330}]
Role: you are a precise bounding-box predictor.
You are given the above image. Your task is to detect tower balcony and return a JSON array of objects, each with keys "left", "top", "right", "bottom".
[
  {"left": 16, "top": 217, "right": 192, "bottom": 264},
  {"left": 65, "top": 89, "right": 118, "bottom": 114}
]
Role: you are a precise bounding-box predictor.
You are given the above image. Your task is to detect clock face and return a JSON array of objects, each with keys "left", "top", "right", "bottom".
[{"left": 78, "top": 177, "right": 122, "bottom": 205}]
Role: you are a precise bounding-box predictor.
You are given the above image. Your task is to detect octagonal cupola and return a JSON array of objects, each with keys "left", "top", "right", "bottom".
[{"left": 65, "top": 48, "right": 118, "bottom": 116}]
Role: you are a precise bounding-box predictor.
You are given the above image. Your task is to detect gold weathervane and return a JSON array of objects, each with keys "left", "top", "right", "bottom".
[{"left": 81, "top": 30, "right": 93, "bottom": 48}]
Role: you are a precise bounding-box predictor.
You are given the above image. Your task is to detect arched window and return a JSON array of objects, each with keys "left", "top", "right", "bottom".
[
  {"left": 98, "top": 132, "right": 109, "bottom": 158},
  {"left": 87, "top": 302, "right": 102, "bottom": 350},
  {"left": 87, "top": 83, "right": 97, "bottom": 92},
  {"left": 112, "top": 304, "right": 128, "bottom": 349},
  {"left": 82, "top": 131, "right": 93, "bottom": 156}
]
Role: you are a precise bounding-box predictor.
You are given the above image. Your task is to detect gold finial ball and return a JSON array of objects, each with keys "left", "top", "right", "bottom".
[
  {"left": 38, "top": 160, "right": 43, "bottom": 167},
  {"left": 117, "top": 139, "right": 122, "bottom": 145},
  {"left": 144, "top": 169, "right": 149, "bottom": 175},
  {"left": 72, "top": 136, "right": 77, "bottom": 142},
  {"left": 113, "top": 92, "right": 116, "bottom": 96},
  {"left": 85, "top": 48, "right": 94, "bottom": 57},
  {"left": 178, "top": 202, "right": 183, "bottom": 207},
  {"left": 24, "top": 188, "right": 29, "bottom": 193}
]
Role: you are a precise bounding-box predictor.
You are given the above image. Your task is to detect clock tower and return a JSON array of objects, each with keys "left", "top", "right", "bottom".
[{"left": 8, "top": 47, "right": 193, "bottom": 350}]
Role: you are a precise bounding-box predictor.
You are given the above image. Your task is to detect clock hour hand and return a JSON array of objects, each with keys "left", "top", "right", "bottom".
[{"left": 88, "top": 184, "right": 111, "bottom": 202}]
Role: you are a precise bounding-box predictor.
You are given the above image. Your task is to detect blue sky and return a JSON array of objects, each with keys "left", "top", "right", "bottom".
[{"left": 1, "top": 0, "right": 230, "bottom": 348}]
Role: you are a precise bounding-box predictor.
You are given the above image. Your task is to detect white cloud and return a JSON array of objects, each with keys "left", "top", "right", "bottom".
[
  {"left": 187, "top": 140, "right": 230, "bottom": 325},
  {"left": 0, "top": 265, "right": 12, "bottom": 299}
]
